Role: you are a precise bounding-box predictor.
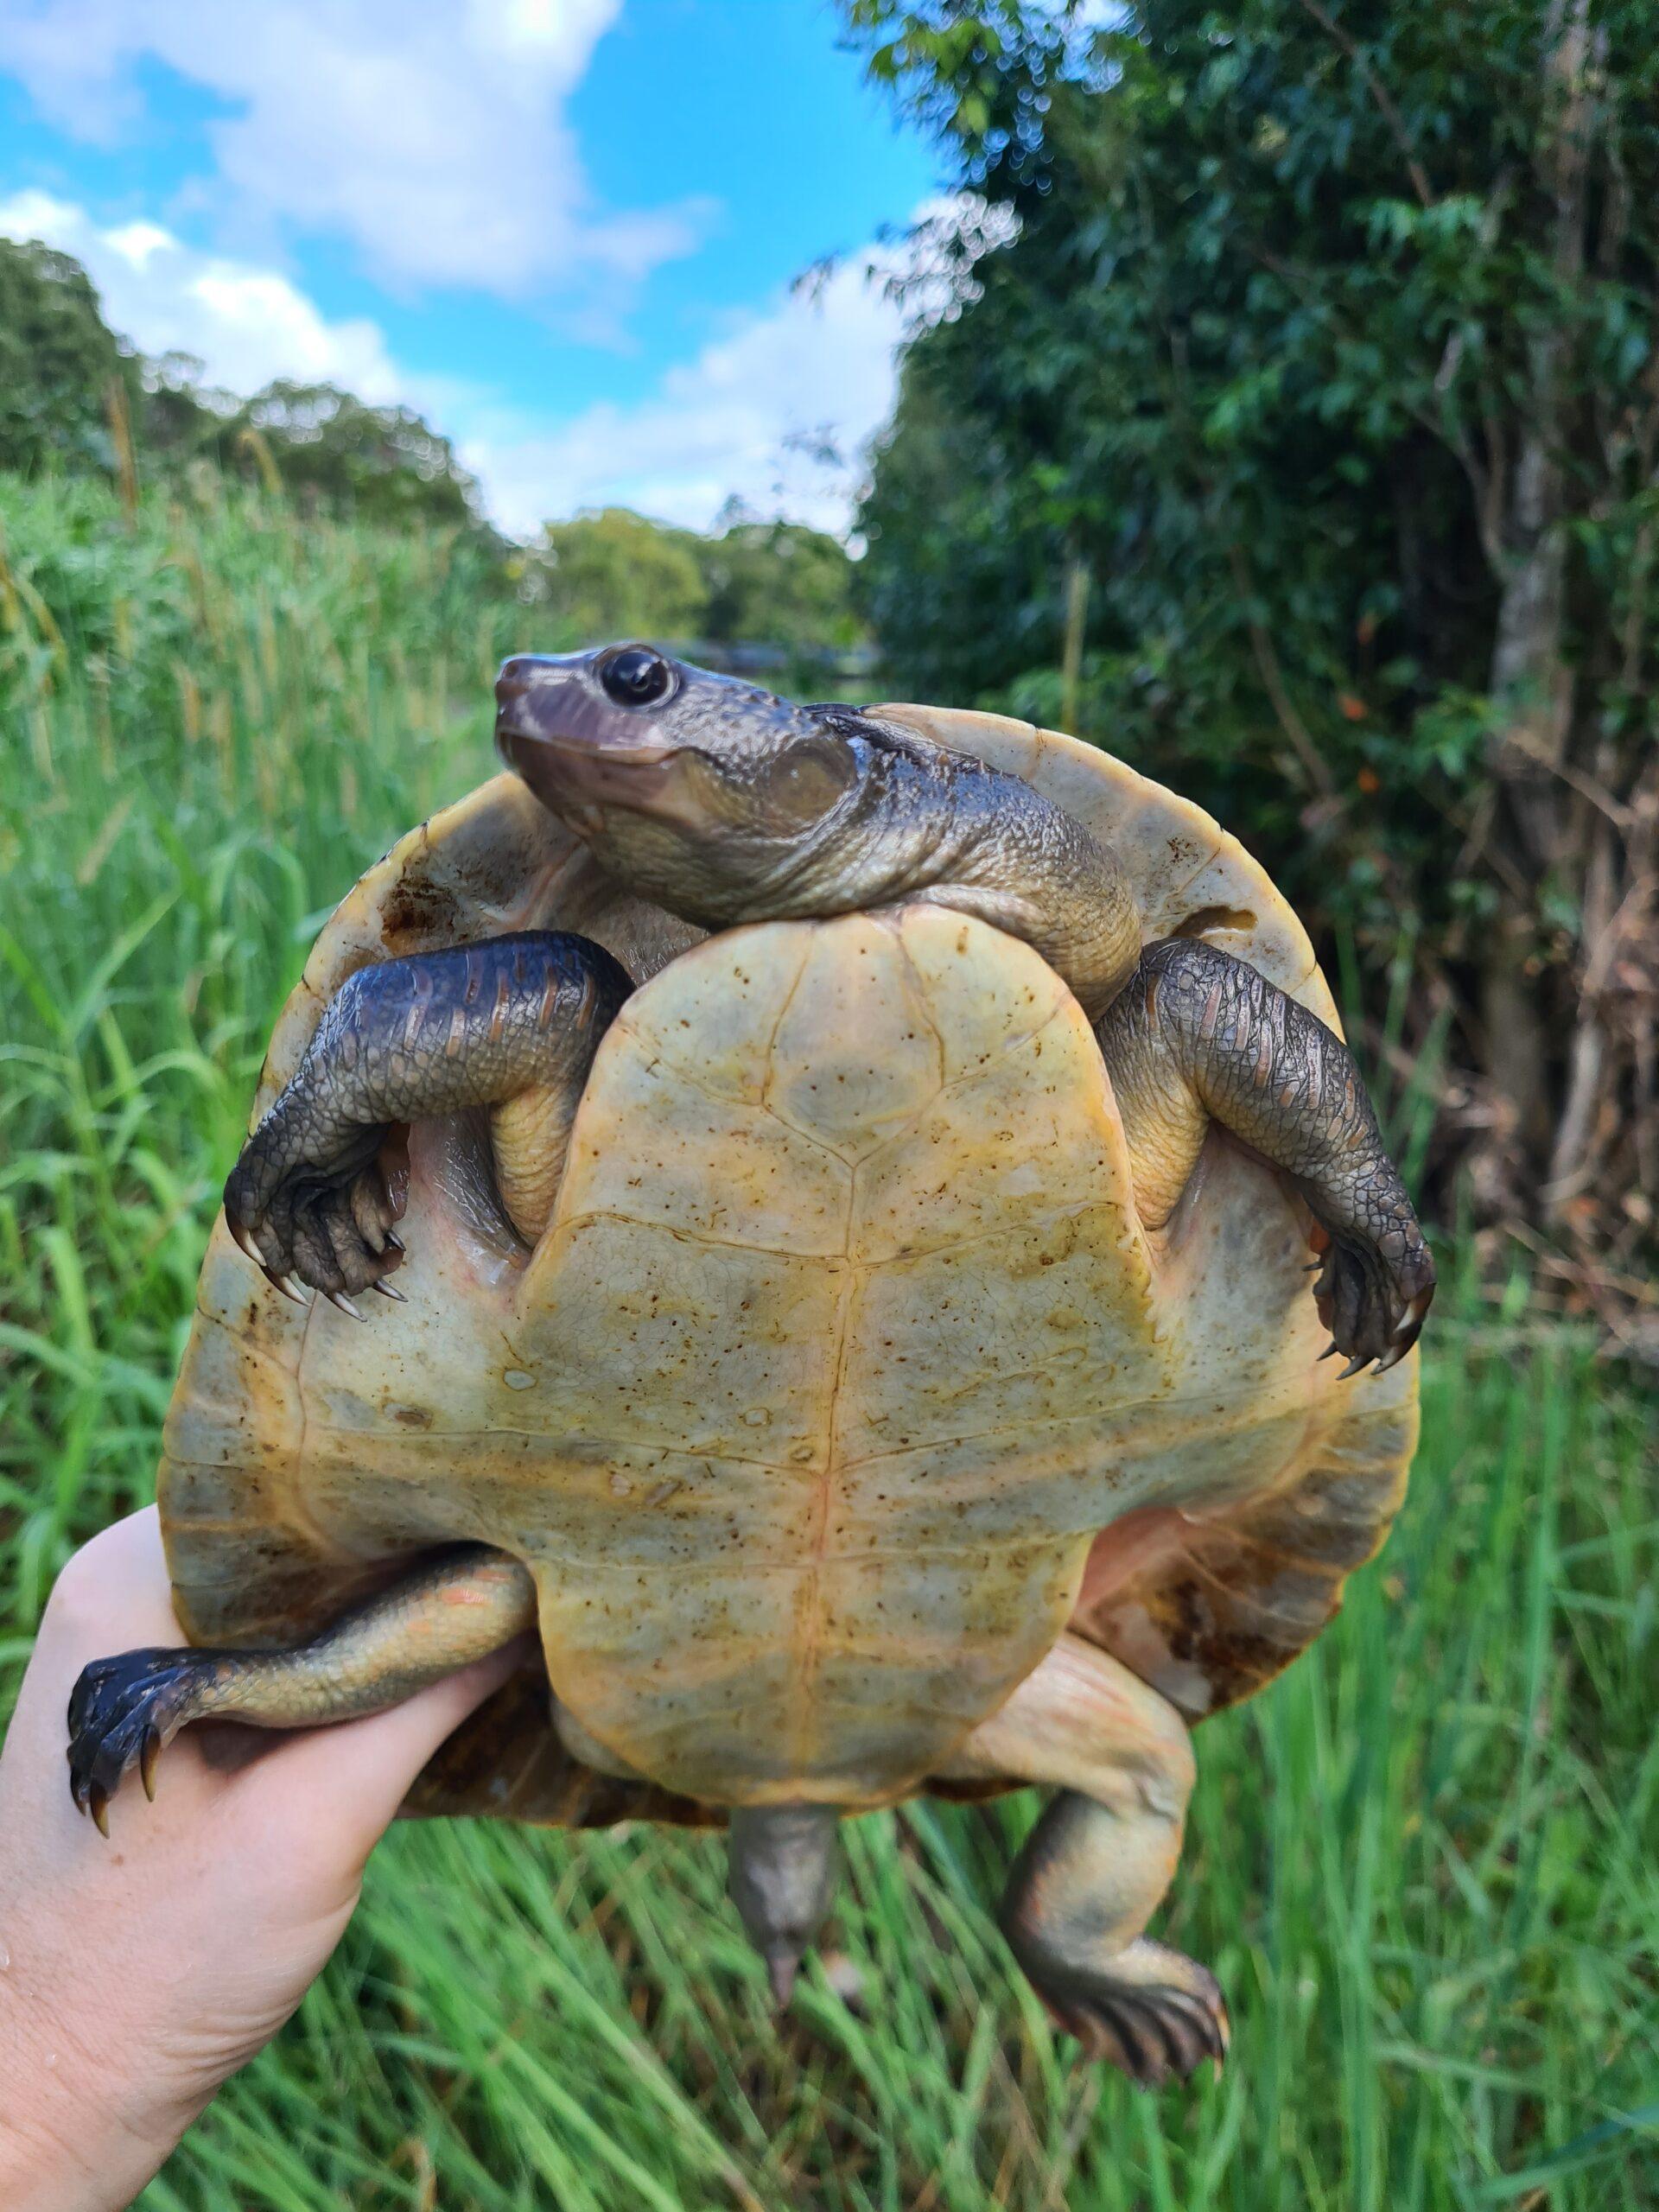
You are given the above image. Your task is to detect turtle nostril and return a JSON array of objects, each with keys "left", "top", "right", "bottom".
[
  {"left": 495, "top": 655, "right": 558, "bottom": 701},
  {"left": 494, "top": 673, "right": 542, "bottom": 721}
]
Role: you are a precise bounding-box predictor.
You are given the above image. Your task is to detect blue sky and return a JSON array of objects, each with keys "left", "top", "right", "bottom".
[{"left": 0, "top": 1, "right": 942, "bottom": 535}]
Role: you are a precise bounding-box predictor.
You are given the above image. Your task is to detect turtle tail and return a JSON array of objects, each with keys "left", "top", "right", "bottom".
[{"left": 727, "top": 1803, "right": 841, "bottom": 2007}]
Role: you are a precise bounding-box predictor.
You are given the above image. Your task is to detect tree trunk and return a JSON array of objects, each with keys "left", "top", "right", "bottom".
[{"left": 1478, "top": 0, "right": 1592, "bottom": 1198}]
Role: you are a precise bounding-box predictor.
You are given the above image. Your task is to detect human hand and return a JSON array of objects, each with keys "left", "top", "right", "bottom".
[{"left": 0, "top": 1510, "right": 524, "bottom": 2212}]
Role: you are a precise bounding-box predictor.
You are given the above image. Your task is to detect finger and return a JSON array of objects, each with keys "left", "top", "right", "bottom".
[
  {"left": 31, "top": 1509, "right": 184, "bottom": 1669},
  {"left": 245, "top": 1634, "right": 534, "bottom": 1868}
]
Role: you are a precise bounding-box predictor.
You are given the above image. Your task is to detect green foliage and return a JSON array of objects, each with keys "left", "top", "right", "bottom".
[
  {"left": 701, "top": 504, "right": 863, "bottom": 649},
  {"left": 2, "top": 464, "right": 1655, "bottom": 2210},
  {"left": 537, "top": 506, "right": 710, "bottom": 641},
  {"left": 229, "top": 380, "right": 484, "bottom": 530},
  {"left": 0, "top": 237, "right": 486, "bottom": 533},
  {"left": 1, "top": 238, "right": 863, "bottom": 665},
  {"left": 848, "top": 0, "right": 1659, "bottom": 1253},
  {"left": 130, "top": 374, "right": 489, "bottom": 536},
  {"left": 0, "top": 236, "right": 126, "bottom": 479},
  {"left": 533, "top": 502, "right": 861, "bottom": 658}
]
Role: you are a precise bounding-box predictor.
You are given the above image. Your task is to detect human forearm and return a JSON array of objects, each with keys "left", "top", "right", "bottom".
[
  {"left": 0, "top": 2018, "right": 191, "bottom": 2212},
  {"left": 0, "top": 1512, "right": 521, "bottom": 2212}
]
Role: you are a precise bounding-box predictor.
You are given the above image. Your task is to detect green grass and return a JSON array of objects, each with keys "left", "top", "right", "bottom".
[{"left": 3, "top": 474, "right": 1656, "bottom": 2209}]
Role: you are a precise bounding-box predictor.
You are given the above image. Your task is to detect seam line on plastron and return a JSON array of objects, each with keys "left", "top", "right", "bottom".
[
  {"left": 558, "top": 1207, "right": 848, "bottom": 1263},
  {"left": 755, "top": 937, "right": 817, "bottom": 1116},
  {"left": 889, "top": 925, "right": 949, "bottom": 1097},
  {"left": 789, "top": 1131, "right": 861, "bottom": 1775}
]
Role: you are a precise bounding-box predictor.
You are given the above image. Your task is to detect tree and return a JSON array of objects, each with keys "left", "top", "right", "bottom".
[
  {"left": 537, "top": 507, "right": 709, "bottom": 643},
  {"left": 0, "top": 236, "right": 125, "bottom": 478},
  {"left": 846, "top": 0, "right": 1659, "bottom": 1281},
  {"left": 231, "top": 382, "right": 482, "bottom": 530},
  {"left": 700, "top": 504, "right": 859, "bottom": 649},
  {"left": 0, "top": 243, "right": 486, "bottom": 532}
]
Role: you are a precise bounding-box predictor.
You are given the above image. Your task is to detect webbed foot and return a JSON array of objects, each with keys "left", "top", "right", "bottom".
[
  {"left": 1015, "top": 1931, "right": 1230, "bottom": 2087},
  {"left": 67, "top": 1646, "right": 223, "bottom": 1832},
  {"left": 976, "top": 1698, "right": 1221, "bottom": 2091},
  {"left": 1312, "top": 1222, "right": 1434, "bottom": 1376}
]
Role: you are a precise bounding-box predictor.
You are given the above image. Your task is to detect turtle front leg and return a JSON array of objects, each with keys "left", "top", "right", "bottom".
[
  {"left": 940, "top": 1634, "right": 1225, "bottom": 2087},
  {"left": 1097, "top": 937, "right": 1435, "bottom": 1372},
  {"left": 67, "top": 1545, "right": 536, "bottom": 1835},
  {"left": 224, "top": 931, "right": 632, "bottom": 1305}
]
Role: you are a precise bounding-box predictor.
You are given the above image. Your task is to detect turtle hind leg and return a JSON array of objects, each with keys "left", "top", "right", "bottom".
[
  {"left": 67, "top": 1545, "right": 535, "bottom": 1834},
  {"left": 1000, "top": 1796, "right": 1228, "bottom": 2085},
  {"left": 939, "top": 1633, "right": 1227, "bottom": 2088}
]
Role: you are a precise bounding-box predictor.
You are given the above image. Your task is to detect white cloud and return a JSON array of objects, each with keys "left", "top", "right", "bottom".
[
  {"left": 0, "top": 0, "right": 707, "bottom": 298},
  {"left": 1, "top": 189, "right": 995, "bottom": 540},
  {"left": 460, "top": 249, "right": 913, "bottom": 537},
  {"left": 0, "top": 188, "right": 404, "bottom": 400},
  {"left": 456, "top": 200, "right": 1017, "bottom": 538}
]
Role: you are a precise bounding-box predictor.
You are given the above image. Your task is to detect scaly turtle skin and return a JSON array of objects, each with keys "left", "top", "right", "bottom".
[{"left": 68, "top": 647, "right": 1430, "bottom": 2086}]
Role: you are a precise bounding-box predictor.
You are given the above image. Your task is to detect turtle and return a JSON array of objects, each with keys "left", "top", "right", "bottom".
[{"left": 66, "top": 644, "right": 1433, "bottom": 2087}]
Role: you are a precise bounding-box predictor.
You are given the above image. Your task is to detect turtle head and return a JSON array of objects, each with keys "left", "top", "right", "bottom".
[
  {"left": 493, "top": 644, "right": 922, "bottom": 926},
  {"left": 495, "top": 644, "right": 1143, "bottom": 1016}
]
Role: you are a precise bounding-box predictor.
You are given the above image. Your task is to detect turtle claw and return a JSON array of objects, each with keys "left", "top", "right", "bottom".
[
  {"left": 1319, "top": 1340, "right": 1340, "bottom": 1360},
  {"left": 1027, "top": 1939, "right": 1230, "bottom": 2089},
  {"left": 226, "top": 1144, "right": 410, "bottom": 1306},
  {"left": 1311, "top": 1232, "right": 1435, "bottom": 1376},
  {"left": 766, "top": 1944, "right": 802, "bottom": 2010},
  {"left": 67, "top": 1648, "right": 217, "bottom": 1832},
  {"left": 370, "top": 1278, "right": 407, "bottom": 1302},
  {"left": 324, "top": 1289, "right": 365, "bottom": 1321}
]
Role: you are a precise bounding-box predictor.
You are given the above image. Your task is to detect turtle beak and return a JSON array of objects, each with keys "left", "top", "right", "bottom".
[{"left": 494, "top": 653, "right": 703, "bottom": 829}]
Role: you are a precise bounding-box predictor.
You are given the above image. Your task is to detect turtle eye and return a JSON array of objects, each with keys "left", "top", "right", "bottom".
[{"left": 600, "top": 646, "right": 675, "bottom": 709}]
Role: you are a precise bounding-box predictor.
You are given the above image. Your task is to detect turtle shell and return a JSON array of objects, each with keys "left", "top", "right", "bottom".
[{"left": 158, "top": 709, "right": 1417, "bottom": 1821}]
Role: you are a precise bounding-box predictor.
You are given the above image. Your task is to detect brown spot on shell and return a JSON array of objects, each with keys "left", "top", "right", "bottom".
[{"left": 380, "top": 865, "right": 462, "bottom": 948}]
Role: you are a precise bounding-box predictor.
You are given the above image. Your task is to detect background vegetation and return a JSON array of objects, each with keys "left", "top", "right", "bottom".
[
  {"left": 848, "top": 0, "right": 1659, "bottom": 1344},
  {"left": 2, "top": 3, "right": 1655, "bottom": 2203},
  {"left": 0, "top": 232, "right": 862, "bottom": 683}
]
